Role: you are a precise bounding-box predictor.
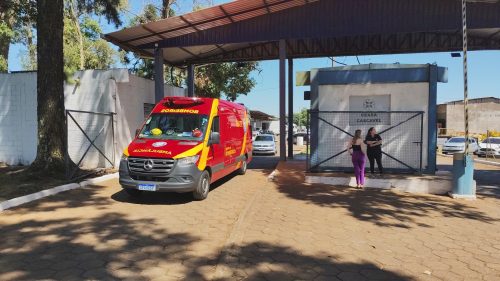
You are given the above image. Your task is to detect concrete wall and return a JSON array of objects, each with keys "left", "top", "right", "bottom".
[
  {"left": 0, "top": 69, "right": 185, "bottom": 167},
  {"left": 316, "top": 83, "right": 429, "bottom": 170},
  {"left": 0, "top": 72, "right": 37, "bottom": 165},
  {"left": 444, "top": 102, "right": 500, "bottom": 134}
]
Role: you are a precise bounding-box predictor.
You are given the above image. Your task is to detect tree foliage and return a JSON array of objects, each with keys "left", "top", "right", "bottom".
[
  {"left": 124, "top": 2, "right": 183, "bottom": 86},
  {"left": 63, "top": 16, "right": 117, "bottom": 77},
  {"left": 293, "top": 108, "right": 309, "bottom": 128},
  {"left": 0, "top": 0, "right": 36, "bottom": 72},
  {"left": 195, "top": 62, "right": 260, "bottom": 102}
]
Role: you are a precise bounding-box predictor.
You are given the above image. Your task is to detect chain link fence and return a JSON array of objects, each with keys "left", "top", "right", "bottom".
[{"left": 307, "top": 111, "right": 424, "bottom": 174}]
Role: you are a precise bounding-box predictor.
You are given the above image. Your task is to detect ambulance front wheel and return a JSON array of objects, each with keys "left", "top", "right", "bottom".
[{"left": 193, "top": 170, "right": 210, "bottom": 200}]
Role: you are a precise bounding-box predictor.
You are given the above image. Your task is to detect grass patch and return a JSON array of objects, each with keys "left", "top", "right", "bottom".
[{"left": 0, "top": 165, "right": 115, "bottom": 202}]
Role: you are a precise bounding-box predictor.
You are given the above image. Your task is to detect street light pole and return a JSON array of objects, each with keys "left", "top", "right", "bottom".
[
  {"left": 450, "top": 0, "right": 475, "bottom": 199},
  {"left": 462, "top": 0, "right": 470, "bottom": 156}
]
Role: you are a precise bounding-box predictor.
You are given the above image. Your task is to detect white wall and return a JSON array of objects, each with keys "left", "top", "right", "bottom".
[
  {"left": 317, "top": 83, "right": 429, "bottom": 170},
  {"left": 0, "top": 69, "right": 185, "bottom": 167},
  {"left": 0, "top": 72, "right": 37, "bottom": 165}
]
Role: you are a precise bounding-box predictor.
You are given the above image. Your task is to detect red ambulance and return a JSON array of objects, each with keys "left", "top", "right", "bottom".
[{"left": 119, "top": 97, "right": 252, "bottom": 200}]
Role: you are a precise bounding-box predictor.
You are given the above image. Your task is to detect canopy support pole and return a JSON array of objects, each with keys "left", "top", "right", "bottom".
[
  {"left": 154, "top": 45, "right": 164, "bottom": 102},
  {"left": 288, "top": 58, "right": 294, "bottom": 159},
  {"left": 187, "top": 64, "right": 195, "bottom": 97},
  {"left": 279, "top": 40, "right": 286, "bottom": 161}
]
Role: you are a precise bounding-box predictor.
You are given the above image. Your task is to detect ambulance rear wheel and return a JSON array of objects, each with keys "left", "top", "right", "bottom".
[
  {"left": 193, "top": 170, "right": 210, "bottom": 200},
  {"left": 237, "top": 157, "right": 247, "bottom": 175}
]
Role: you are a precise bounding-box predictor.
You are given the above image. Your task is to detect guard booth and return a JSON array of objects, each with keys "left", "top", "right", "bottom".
[{"left": 300, "top": 64, "right": 448, "bottom": 174}]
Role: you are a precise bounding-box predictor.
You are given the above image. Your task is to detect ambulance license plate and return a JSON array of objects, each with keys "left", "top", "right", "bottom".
[{"left": 138, "top": 184, "right": 156, "bottom": 191}]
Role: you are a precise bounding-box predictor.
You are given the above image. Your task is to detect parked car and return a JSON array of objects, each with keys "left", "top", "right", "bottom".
[
  {"left": 442, "top": 137, "right": 479, "bottom": 154},
  {"left": 288, "top": 132, "right": 309, "bottom": 144},
  {"left": 119, "top": 97, "right": 252, "bottom": 200},
  {"left": 252, "top": 130, "right": 260, "bottom": 140},
  {"left": 477, "top": 137, "right": 500, "bottom": 157},
  {"left": 252, "top": 134, "right": 277, "bottom": 155}
]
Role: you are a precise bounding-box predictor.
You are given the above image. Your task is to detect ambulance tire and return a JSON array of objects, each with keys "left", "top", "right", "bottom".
[
  {"left": 237, "top": 157, "right": 247, "bottom": 175},
  {"left": 125, "top": 188, "right": 142, "bottom": 198},
  {"left": 193, "top": 170, "right": 210, "bottom": 200}
]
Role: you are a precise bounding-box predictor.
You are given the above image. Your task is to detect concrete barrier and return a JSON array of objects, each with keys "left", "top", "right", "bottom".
[{"left": 0, "top": 173, "right": 118, "bottom": 212}]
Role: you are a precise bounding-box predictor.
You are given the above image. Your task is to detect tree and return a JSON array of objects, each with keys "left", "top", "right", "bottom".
[
  {"left": 64, "top": 0, "right": 126, "bottom": 73},
  {"left": 124, "top": 1, "right": 215, "bottom": 87},
  {"left": 0, "top": 0, "right": 36, "bottom": 72},
  {"left": 124, "top": 2, "right": 181, "bottom": 85},
  {"left": 30, "top": 0, "right": 123, "bottom": 173},
  {"left": 31, "top": 0, "right": 66, "bottom": 172},
  {"left": 293, "top": 108, "right": 309, "bottom": 129},
  {"left": 194, "top": 62, "right": 260, "bottom": 102},
  {"left": 63, "top": 16, "right": 118, "bottom": 77}
]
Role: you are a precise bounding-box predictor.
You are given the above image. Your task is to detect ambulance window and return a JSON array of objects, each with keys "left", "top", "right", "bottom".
[{"left": 212, "top": 116, "right": 220, "bottom": 133}]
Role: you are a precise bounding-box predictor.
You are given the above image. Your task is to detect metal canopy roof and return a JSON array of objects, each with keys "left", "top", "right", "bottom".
[{"left": 104, "top": 0, "right": 500, "bottom": 66}]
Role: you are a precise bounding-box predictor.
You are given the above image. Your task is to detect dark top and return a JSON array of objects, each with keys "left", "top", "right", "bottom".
[
  {"left": 365, "top": 134, "right": 382, "bottom": 153},
  {"left": 351, "top": 144, "right": 362, "bottom": 152}
]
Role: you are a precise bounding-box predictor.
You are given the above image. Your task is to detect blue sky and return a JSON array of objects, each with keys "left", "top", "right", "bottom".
[{"left": 7, "top": 0, "right": 500, "bottom": 116}]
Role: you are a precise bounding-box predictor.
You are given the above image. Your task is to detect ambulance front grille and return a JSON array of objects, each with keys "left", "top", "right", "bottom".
[{"left": 127, "top": 157, "right": 175, "bottom": 174}]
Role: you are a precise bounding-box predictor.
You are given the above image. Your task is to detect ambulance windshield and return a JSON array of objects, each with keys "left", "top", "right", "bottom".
[{"left": 139, "top": 114, "right": 209, "bottom": 141}]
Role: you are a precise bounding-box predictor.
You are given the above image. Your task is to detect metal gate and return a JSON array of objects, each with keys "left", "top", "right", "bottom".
[
  {"left": 307, "top": 111, "right": 424, "bottom": 174},
  {"left": 65, "top": 110, "right": 116, "bottom": 180}
]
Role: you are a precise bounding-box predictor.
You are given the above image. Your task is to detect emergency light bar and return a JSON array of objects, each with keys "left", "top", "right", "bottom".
[{"left": 163, "top": 97, "right": 204, "bottom": 108}]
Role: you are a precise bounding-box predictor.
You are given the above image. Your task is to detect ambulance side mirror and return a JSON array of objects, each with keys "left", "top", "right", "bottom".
[{"left": 209, "top": 132, "right": 220, "bottom": 145}]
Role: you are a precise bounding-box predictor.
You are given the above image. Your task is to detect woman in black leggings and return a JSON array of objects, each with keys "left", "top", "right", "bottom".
[{"left": 365, "top": 127, "right": 383, "bottom": 175}]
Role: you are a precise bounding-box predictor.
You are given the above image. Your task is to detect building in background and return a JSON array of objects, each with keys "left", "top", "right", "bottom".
[
  {"left": 300, "top": 64, "right": 447, "bottom": 174},
  {"left": 437, "top": 97, "right": 500, "bottom": 136},
  {"left": 250, "top": 110, "right": 279, "bottom": 133}
]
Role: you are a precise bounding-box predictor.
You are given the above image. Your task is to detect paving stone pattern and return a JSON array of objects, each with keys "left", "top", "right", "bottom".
[{"left": 1, "top": 160, "right": 500, "bottom": 280}]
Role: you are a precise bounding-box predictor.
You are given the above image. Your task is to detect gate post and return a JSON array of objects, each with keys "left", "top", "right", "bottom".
[
  {"left": 427, "top": 65, "right": 438, "bottom": 174},
  {"left": 154, "top": 44, "right": 164, "bottom": 102},
  {"left": 187, "top": 64, "right": 195, "bottom": 97},
  {"left": 279, "top": 40, "right": 286, "bottom": 161},
  {"left": 288, "top": 58, "right": 294, "bottom": 159}
]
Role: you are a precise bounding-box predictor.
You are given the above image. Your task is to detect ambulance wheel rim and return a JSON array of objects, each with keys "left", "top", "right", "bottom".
[
  {"left": 242, "top": 160, "right": 247, "bottom": 172},
  {"left": 201, "top": 176, "right": 209, "bottom": 194}
]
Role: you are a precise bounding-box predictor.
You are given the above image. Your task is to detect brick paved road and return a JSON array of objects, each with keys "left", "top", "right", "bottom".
[{"left": 1, "top": 156, "right": 500, "bottom": 280}]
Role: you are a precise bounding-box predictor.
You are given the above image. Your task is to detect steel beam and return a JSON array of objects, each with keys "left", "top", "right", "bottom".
[
  {"left": 154, "top": 45, "right": 164, "bottom": 102},
  {"left": 279, "top": 40, "right": 286, "bottom": 161},
  {"left": 288, "top": 58, "right": 294, "bottom": 159},
  {"left": 187, "top": 64, "right": 195, "bottom": 97}
]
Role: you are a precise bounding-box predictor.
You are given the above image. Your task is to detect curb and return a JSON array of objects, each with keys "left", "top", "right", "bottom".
[
  {"left": 0, "top": 173, "right": 118, "bottom": 212},
  {"left": 267, "top": 170, "right": 277, "bottom": 181},
  {"left": 438, "top": 153, "right": 500, "bottom": 167}
]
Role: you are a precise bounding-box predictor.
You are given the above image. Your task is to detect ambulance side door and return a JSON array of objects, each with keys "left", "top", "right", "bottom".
[{"left": 207, "top": 115, "right": 225, "bottom": 182}]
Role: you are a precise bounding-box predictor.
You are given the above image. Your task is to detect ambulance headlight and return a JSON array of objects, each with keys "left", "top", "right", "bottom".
[{"left": 177, "top": 155, "right": 200, "bottom": 166}]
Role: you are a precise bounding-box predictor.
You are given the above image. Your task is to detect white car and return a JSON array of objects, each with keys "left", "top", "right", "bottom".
[
  {"left": 477, "top": 137, "right": 500, "bottom": 157},
  {"left": 252, "top": 134, "right": 277, "bottom": 155},
  {"left": 442, "top": 137, "right": 479, "bottom": 154}
]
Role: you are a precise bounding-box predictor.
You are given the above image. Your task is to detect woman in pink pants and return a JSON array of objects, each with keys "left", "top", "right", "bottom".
[{"left": 348, "top": 129, "right": 366, "bottom": 189}]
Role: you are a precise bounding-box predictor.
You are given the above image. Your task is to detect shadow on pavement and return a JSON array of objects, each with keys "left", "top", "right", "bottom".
[
  {"left": 0, "top": 213, "right": 202, "bottom": 280},
  {"left": 0, "top": 213, "right": 413, "bottom": 280},
  {"left": 247, "top": 155, "right": 279, "bottom": 172},
  {"left": 188, "top": 242, "right": 413, "bottom": 281},
  {"left": 110, "top": 172, "right": 238, "bottom": 205},
  {"left": 274, "top": 161, "right": 498, "bottom": 228}
]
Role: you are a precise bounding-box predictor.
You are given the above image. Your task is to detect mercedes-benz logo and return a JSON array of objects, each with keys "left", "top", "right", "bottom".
[{"left": 143, "top": 159, "right": 154, "bottom": 171}]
